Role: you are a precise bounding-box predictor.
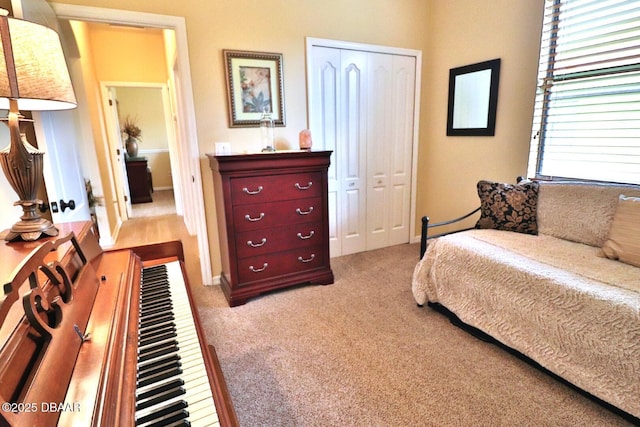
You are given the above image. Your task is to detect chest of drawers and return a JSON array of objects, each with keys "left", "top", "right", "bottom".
[{"left": 208, "top": 151, "right": 334, "bottom": 306}]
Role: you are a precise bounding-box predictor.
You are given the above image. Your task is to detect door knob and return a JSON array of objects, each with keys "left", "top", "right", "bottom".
[
  {"left": 60, "top": 199, "right": 76, "bottom": 212},
  {"left": 38, "top": 203, "right": 50, "bottom": 213}
]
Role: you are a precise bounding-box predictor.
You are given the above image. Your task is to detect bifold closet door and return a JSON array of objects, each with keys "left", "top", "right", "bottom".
[
  {"left": 308, "top": 45, "right": 415, "bottom": 257},
  {"left": 365, "top": 53, "right": 415, "bottom": 251}
]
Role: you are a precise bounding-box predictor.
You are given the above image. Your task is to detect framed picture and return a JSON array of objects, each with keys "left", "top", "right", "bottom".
[
  {"left": 223, "top": 49, "right": 286, "bottom": 127},
  {"left": 446, "top": 58, "right": 501, "bottom": 136}
]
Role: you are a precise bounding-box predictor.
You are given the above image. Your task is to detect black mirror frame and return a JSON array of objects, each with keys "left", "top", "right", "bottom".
[{"left": 446, "top": 58, "right": 501, "bottom": 136}]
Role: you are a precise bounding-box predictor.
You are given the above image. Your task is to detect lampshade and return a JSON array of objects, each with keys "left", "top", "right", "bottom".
[
  {"left": 0, "top": 13, "right": 77, "bottom": 242},
  {"left": 0, "top": 15, "right": 76, "bottom": 111}
]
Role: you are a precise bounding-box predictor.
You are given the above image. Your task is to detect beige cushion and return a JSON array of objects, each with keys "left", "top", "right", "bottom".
[{"left": 601, "top": 195, "right": 640, "bottom": 267}]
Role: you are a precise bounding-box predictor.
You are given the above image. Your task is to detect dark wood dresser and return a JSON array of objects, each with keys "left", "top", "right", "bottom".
[
  {"left": 126, "top": 157, "right": 153, "bottom": 204},
  {"left": 208, "top": 150, "right": 334, "bottom": 306}
]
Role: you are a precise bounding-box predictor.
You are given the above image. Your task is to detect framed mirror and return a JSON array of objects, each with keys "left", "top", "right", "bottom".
[{"left": 446, "top": 58, "right": 501, "bottom": 136}]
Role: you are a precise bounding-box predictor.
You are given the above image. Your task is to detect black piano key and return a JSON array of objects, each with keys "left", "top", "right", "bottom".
[
  {"left": 141, "top": 289, "right": 171, "bottom": 301},
  {"left": 135, "top": 401, "right": 188, "bottom": 426},
  {"left": 161, "top": 421, "right": 190, "bottom": 427},
  {"left": 142, "top": 280, "right": 169, "bottom": 288},
  {"left": 140, "top": 312, "right": 174, "bottom": 326},
  {"left": 142, "top": 274, "right": 168, "bottom": 283},
  {"left": 140, "top": 312, "right": 174, "bottom": 329},
  {"left": 139, "top": 331, "right": 178, "bottom": 348},
  {"left": 136, "top": 386, "right": 186, "bottom": 411},
  {"left": 140, "top": 301, "right": 172, "bottom": 313},
  {"left": 139, "top": 322, "right": 175, "bottom": 339},
  {"left": 137, "top": 366, "right": 183, "bottom": 389},
  {"left": 138, "top": 359, "right": 181, "bottom": 382},
  {"left": 140, "top": 309, "right": 173, "bottom": 322},
  {"left": 142, "top": 409, "right": 189, "bottom": 427},
  {"left": 140, "top": 305, "right": 173, "bottom": 319},
  {"left": 139, "top": 324, "right": 176, "bottom": 341},
  {"left": 141, "top": 282, "right": 169, "bottom": 293},
  {"left": 138, "top": 338, "right": 178, "bottom": 355},
  {"left": 141, "top": 299, "right": 173, "bottom": 311},
  {"left": 138, "top": 353, "right": 180, "bottom": 374},
  {"left": 142, "top": 271, "right": 168, "bottom": 280},
  {"left": 141, "top": 290, "right": 169, "bottom": 300},
  {"left": 141, "top": 279, "right": 169, "bottom": 290},
  {"left": 142, "top": 269, "right": 167, "bottom": 278},
  {"left": 136, "top": 378, "right": 184, "bottom": 401},
  {"left": 139, "top": 327, "right": 175, "bottom": 343},
  {"left": 138, "top": 342, "right": 179, "bottom": 363}
]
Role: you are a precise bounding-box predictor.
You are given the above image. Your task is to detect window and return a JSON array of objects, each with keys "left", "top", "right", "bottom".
[{"left": 528, "top": 0, "right": 640, "bottom": 185}]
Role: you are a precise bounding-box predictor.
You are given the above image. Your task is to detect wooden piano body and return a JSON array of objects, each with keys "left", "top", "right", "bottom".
[{"left": 0, "top": 221, "right": 237, "bottom": 426}]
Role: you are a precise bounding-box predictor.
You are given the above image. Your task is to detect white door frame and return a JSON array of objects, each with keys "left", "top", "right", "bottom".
[
  {"left": 52, "top": 3, "right": 213, "bottom": 285},
  {"left": 305, "top": 37, "right": 423, "bottom": 247}
]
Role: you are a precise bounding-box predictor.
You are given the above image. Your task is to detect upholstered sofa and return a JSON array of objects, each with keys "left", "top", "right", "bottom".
[{"left": 412, "top": 179, "right": 640, "bottom": 420}]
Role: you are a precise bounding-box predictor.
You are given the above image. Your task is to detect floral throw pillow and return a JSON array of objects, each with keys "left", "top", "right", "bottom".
[{"left": 475, "top": 180, "right": 539, "bottom": 235}]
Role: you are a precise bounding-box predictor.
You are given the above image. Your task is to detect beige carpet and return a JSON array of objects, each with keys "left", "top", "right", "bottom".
[{"left": 194, "top": 244, "right": 634, "bottom": 426}]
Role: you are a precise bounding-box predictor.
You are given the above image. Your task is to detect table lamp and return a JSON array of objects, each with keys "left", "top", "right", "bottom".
[{"left": 0, "top": 11, "right": 76, "bottom": 241}]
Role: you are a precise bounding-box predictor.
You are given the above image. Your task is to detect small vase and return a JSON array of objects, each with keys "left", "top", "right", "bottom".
[
  {"left": 260, "top": 112, "right": 275, "bottom": 152},
  {"left": 125, "top": 136, "right": 139, "bottom": 158}
]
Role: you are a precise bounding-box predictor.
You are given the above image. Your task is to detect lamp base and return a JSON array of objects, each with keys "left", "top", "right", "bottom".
[{"left": 4, "top": 200, "right": 59, "bottom": 242}]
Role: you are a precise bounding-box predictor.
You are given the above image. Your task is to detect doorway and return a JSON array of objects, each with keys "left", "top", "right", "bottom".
[
  {"left": 53, "top": 4, "right": 213, "bottom": 285},
  {"left": 103, "top": 84, "right": 181, "bottom": 220}
]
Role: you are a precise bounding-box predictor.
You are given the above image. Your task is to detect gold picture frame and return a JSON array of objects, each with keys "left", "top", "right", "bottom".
[{"left": 223, "top": 49, "right": 286, "bottom": 127}]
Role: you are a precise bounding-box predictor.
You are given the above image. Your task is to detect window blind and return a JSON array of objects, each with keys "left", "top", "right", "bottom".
[{"left": 528, "top": 0, "right": 640, "bottom": 184}]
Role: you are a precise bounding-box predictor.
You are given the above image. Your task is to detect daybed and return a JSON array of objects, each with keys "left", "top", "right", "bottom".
[{"left": 412, "top": 179, "right": 640, "bottom": 420}]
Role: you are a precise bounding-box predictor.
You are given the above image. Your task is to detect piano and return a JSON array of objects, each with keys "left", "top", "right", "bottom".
[{"left": 0, "top": 221, "right": 238, "bottom": 426}]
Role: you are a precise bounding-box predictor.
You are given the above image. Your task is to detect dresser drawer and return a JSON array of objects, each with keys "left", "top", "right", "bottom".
[
  {"left": 230, "top": 172, "right": 322, "bottom": 205},
  {"left": 235, "top": 222, "right": 322, "bottom": 258},
  {"left": 237, "top": 245, "right": 325, "bottom": 284},
  {"left": 232, "top": 197, "right": 322, "bottom": 232}
]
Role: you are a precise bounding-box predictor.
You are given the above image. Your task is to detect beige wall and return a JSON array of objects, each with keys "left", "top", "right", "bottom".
[
  {"left": 51, "top": 0, "right": 544, "bottom": 280},
  {"left": 117, "top": 86, "right": 173, "bottom": 189},
  {"left": 420, "top": 0, "right": 544, "bottom": 232}
]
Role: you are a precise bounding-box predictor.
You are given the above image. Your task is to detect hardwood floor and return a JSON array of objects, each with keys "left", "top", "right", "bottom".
[
  {"left": 113, "top": 214, "right": 203, "bottom": 290},
  {"left": 130, "top": 189, "right": 176, "bottom": 218}
]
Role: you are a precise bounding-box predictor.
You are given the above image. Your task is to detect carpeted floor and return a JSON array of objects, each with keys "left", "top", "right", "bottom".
[{"left": 194, "top": 243, "right": 634, "bottom": 426}]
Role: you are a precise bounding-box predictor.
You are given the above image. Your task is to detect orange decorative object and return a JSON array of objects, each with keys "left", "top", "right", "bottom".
[{"left": 299, "top": 129, "right": 312, "bottom": 150}]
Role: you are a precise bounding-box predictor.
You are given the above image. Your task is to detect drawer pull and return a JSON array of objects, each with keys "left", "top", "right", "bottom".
[
  {"left": 244, "top": 213, "right": 265, "bottom": 222},
  {"left": 242, "top": 185, "right": 263, "bottom": 195},
  {"left": 298, "top": 254, "right": 316, "bottom": 263},
  {"left": 296, "top": 207, "right": 314, "bottom": 215},
  {"left": 249, "top": 263, "right": 268, "bottom": 273},
  {"left": 247, "top": 238, "right": 267, "bottom": 247},
  {"left": 297, "top": 231, "right": 315, "bottom": 240},
  {"left": 295, "top": 181, "right": 313, "bottom": 190}
]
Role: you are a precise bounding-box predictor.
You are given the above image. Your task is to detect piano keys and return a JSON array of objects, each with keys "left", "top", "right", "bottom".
[
  {"left": 0, "top": 221, "right": 238, "bottom": 426},
  {"left": 135, "top": 262, "right": 219, "bottom": 426}
]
